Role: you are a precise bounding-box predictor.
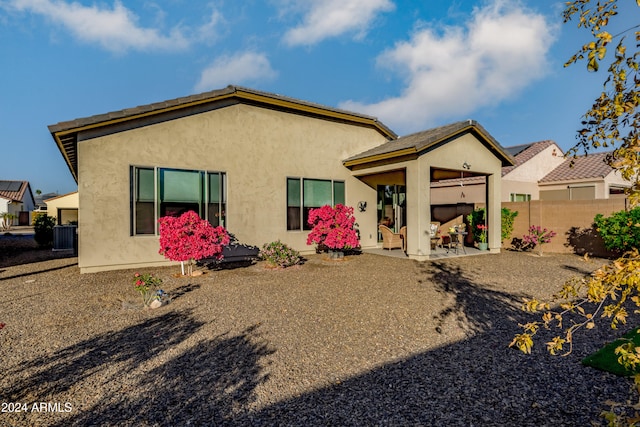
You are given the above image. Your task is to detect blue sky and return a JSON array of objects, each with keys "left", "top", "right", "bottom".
[{"left": 0, "top": 0, "right": 634, "bottom": 195}]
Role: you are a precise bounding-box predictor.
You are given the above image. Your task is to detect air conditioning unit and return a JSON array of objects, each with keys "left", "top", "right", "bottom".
[{"left": 53, "top": 225, "right": 77, "bottom": 251}]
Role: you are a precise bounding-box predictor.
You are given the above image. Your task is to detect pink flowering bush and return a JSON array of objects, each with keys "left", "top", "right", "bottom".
[
  {"left": 158, "top": 211, "right": 230, "bottom": 276},
  {"left": 523, "top": 225, "right": 557, "bottom": 256},
  {"left": 306, "top": 204, "right": 360, "bottom": 251}
]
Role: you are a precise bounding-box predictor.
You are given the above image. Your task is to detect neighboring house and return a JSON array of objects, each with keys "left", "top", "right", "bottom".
[
  {"left": 45, "top": 191, "right": 79, "bottom": 225},
  {"left": 538, "top": 151, "right": 630, "bottom": 200},
  {"left": 501, "top": 140, "right": 566, "bottom": 201},
  {"left": 49, "top": 85, "right": 513, "bottom": 273},
  {"left": 429, "top": 140, "right": 631, "bottom": 204},
  {"left": 34, "top": 192, "right": 60, "bottom": 211},
  {"left": 0, "top": 180, "right": 36, "bottom": 226}
]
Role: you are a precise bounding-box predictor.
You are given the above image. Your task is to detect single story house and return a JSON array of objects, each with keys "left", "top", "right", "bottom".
[
  {"left": 430, "top": 141, "right": 630, "bottom": 204},
  {"left": 538, "top": 151, "right": 630, "bottom": 200},
  {"left": 49, "top": 85, "right": 513, "bottom": 273},
  {"left": 45, "top": 191, "right": 79, "bottom": 225},
  {"left": 35, "top": 191, "right": 60, "bottom": 211},
  {"left": 0, "top": 180, "right": 35, "bottom": 226}
]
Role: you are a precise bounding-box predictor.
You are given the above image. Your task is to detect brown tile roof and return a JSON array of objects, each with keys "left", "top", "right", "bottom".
[
  {"left": 49, "top": 85, "right": 397, "bottom": 182},
  {"left": 343, "top": 120, "right": 514, "bottom": 167},
  {"left": 501, "top": 140, "right": 560, "bottom": 176},
  {"left": 0, "top": 180, "right": 33, "bottom": 204},
  {"left": 539, "top": 151, "right": 615, "bottom": 183}
]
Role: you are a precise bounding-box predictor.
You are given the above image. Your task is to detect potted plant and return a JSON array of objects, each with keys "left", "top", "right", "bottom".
[{"left": 477, "top": 224, "right": 488, "bottom": 250}]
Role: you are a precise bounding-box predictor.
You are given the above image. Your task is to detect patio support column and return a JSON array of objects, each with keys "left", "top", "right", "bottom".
[
  {"left": 405, "top": 161, "right": 430, "bottom": 260},
  {"left": 487, "top": 173, "right": 501, "bottom": 253}
]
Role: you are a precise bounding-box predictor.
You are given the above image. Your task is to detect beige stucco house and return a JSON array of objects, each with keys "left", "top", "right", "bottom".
[
  {"left": 45, "top": 191, "right": 79, "bottom": 225},
  {"left": 538, "top": 151, "right": 630, "bottom": 200},
  {"left": 0, "top": 180, "right": 35, "bottom": 226},
  {"left": 49, "top": 86, "right": 513, "bottom": 273}
]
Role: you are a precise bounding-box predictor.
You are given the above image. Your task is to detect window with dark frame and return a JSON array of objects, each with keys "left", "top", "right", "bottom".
[
  {"left": 287, "top": 177, "right": 345, "bottom": 231},
  {"left": 131, "top": 166, "right": 226, "bottom": 236}
]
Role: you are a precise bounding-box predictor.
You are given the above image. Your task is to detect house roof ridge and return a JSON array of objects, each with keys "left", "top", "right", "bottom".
[
  {"left": 501, "top": 140, "right": 560, "bottom": 176},
  {"left": 49, "top": 85, "right": 398, "bottom": 183},
  {"left": 48, "top": 85, "right": 396, "bottom": 137},
  {"left": 344, "top": 119, "right": 514, "bottom": 168}
]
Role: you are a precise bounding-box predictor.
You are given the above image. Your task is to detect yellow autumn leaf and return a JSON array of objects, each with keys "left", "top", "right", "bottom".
[{"left": 597, "top": 31, "right": 612, "bottom": 44}]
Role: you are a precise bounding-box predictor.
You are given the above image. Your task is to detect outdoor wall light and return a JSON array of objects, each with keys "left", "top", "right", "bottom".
[
  {"left": 357, "top": 201, "right": 367, "bottom": 212},
  {"left": 462, "top": 162, "right": 471, "bottom": 170}
]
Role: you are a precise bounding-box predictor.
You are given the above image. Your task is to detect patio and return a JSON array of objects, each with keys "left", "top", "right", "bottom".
[{"left": 365, "top": 244, "right": 488, "bottom": 259}]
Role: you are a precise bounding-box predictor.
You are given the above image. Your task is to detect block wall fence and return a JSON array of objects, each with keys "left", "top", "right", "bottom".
[{"left": 475, "top": 197, "right": 630, "bottom": 257}]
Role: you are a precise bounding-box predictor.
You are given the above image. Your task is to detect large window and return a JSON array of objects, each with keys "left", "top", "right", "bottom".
[
  {"left": 287, "top": 178, "right": 345, "bottom": 231},
  {"left": 131, "top": 166, "right": 226, "bottom": 235},
  {"left": 510, "top": 193, "right": 531, "bottom": 202}
]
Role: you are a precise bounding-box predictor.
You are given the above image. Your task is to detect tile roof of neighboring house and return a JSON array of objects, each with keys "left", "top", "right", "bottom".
[
  {"left": 44, "top": 191, "right": 78, "bottom": 203},
  {"left": 501, "top": 140, "right": 560, "bottom": 176},
  {"left": 0, "top": 180, "right": 33, "bottom": 204},
  {"left": 343, "top": 120, "right": 514, "bottom": 167},
  {"left": 49, "top": 85, "right": 397, "bottom": 182},
  {"left": 539, "top": 151, "right": 615, "bottom": 183}
]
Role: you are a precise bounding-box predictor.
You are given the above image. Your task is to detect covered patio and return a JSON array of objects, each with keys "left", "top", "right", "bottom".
[
  {"left": 364, "top": 244, "right": 489, "bottom": 260},
  {"left": 343, "top": 120, "right": 514, "bottom": 261}
]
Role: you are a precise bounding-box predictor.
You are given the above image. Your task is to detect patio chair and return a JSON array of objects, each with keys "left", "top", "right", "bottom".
[
  {"left": 430, "top": 222, "right": 441, "bottom": 250},
  {"left": 379, "top": 225, "right": 403, "bottom": 250}
]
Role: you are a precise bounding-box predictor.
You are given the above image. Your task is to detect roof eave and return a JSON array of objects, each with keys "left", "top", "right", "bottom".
[
  {"left": 343, "top": 147, "right": 418, "bottom": 168},
  {"left": 344, "top": 122, "right": 514, "bottom": 168},
  {"left": 50, "top": 86, "right": 397, "bottom": 181}
]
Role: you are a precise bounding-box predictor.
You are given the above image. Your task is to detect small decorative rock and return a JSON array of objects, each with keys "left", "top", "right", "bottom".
[{"left": 149, "top": 299, "right": 162, "bottom": 309}]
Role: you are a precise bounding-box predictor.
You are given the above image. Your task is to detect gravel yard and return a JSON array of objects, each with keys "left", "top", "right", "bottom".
[{"left": 0, "top": 241, "right": 637, "bottom": 426}]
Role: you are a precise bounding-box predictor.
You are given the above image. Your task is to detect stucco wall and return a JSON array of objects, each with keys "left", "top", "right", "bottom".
[
  {"left": 504, "top": 198, "right": 628, "bottom": 256},
  {"left": 503, "top": 144, "right": 564, "bottom": 182},
  {"left": 431, "top": 181, "right": 486, "bottom": 205},
  {"left": 502, "top": 180, "right": 540, "bottom": 200},
  {"left": 77, "top": 103, "right": 389, "bottom": 272}
]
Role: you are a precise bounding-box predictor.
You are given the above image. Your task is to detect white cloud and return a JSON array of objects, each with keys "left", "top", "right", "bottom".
[
  {"left": 194, "top": 52, "right": 277, "bottom": 92},
  {"left": 340, "top": 1, "right": 557, "bottom": 134},
  {"left": 2, "top": 0, "right": 222, "bottom": 53},
  {"left": 282, "top": 0, "right": 395, "bottom": 46}
]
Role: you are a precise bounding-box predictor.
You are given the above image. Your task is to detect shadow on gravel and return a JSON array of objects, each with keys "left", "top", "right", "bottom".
[
  {"left": 169, "top": 283, "right": 202, "bottom": 302},
  {"left": 237, "top": 261, "right": 633, "bottom": 426},
  {"left": 0, "top": 246, "right": 75, "bottom": 268},
  {"left": 426, "top": 261, "right": 528, "bottom": 335},
  {"left": 4, "top": 257, "right": 634, "bottom": 425},
  {"left": 4, "top": 310, "right": 274, "bottom": 426},
  {"left": 0, "top": 261, "right": 77, "bottom": 281}
]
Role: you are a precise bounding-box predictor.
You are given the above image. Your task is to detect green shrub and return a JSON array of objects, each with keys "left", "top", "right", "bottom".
[
  {"left": 467, "top": 207, "right": 519, "bottom": 243},
  {"left": 34, "top": 214, "right": 56, "bottom": 247},
  {"left": 594, "top": 207, "right": 640, "bottom": 252},
  {"left": 467, "top": 209, "right": 486, "bottom": 243},
  {"left": 501, "top": 207, "right": 518, "bottom": 242},
  {"left": 259, "top": 240, "right": 301, "bottom": 268}
]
